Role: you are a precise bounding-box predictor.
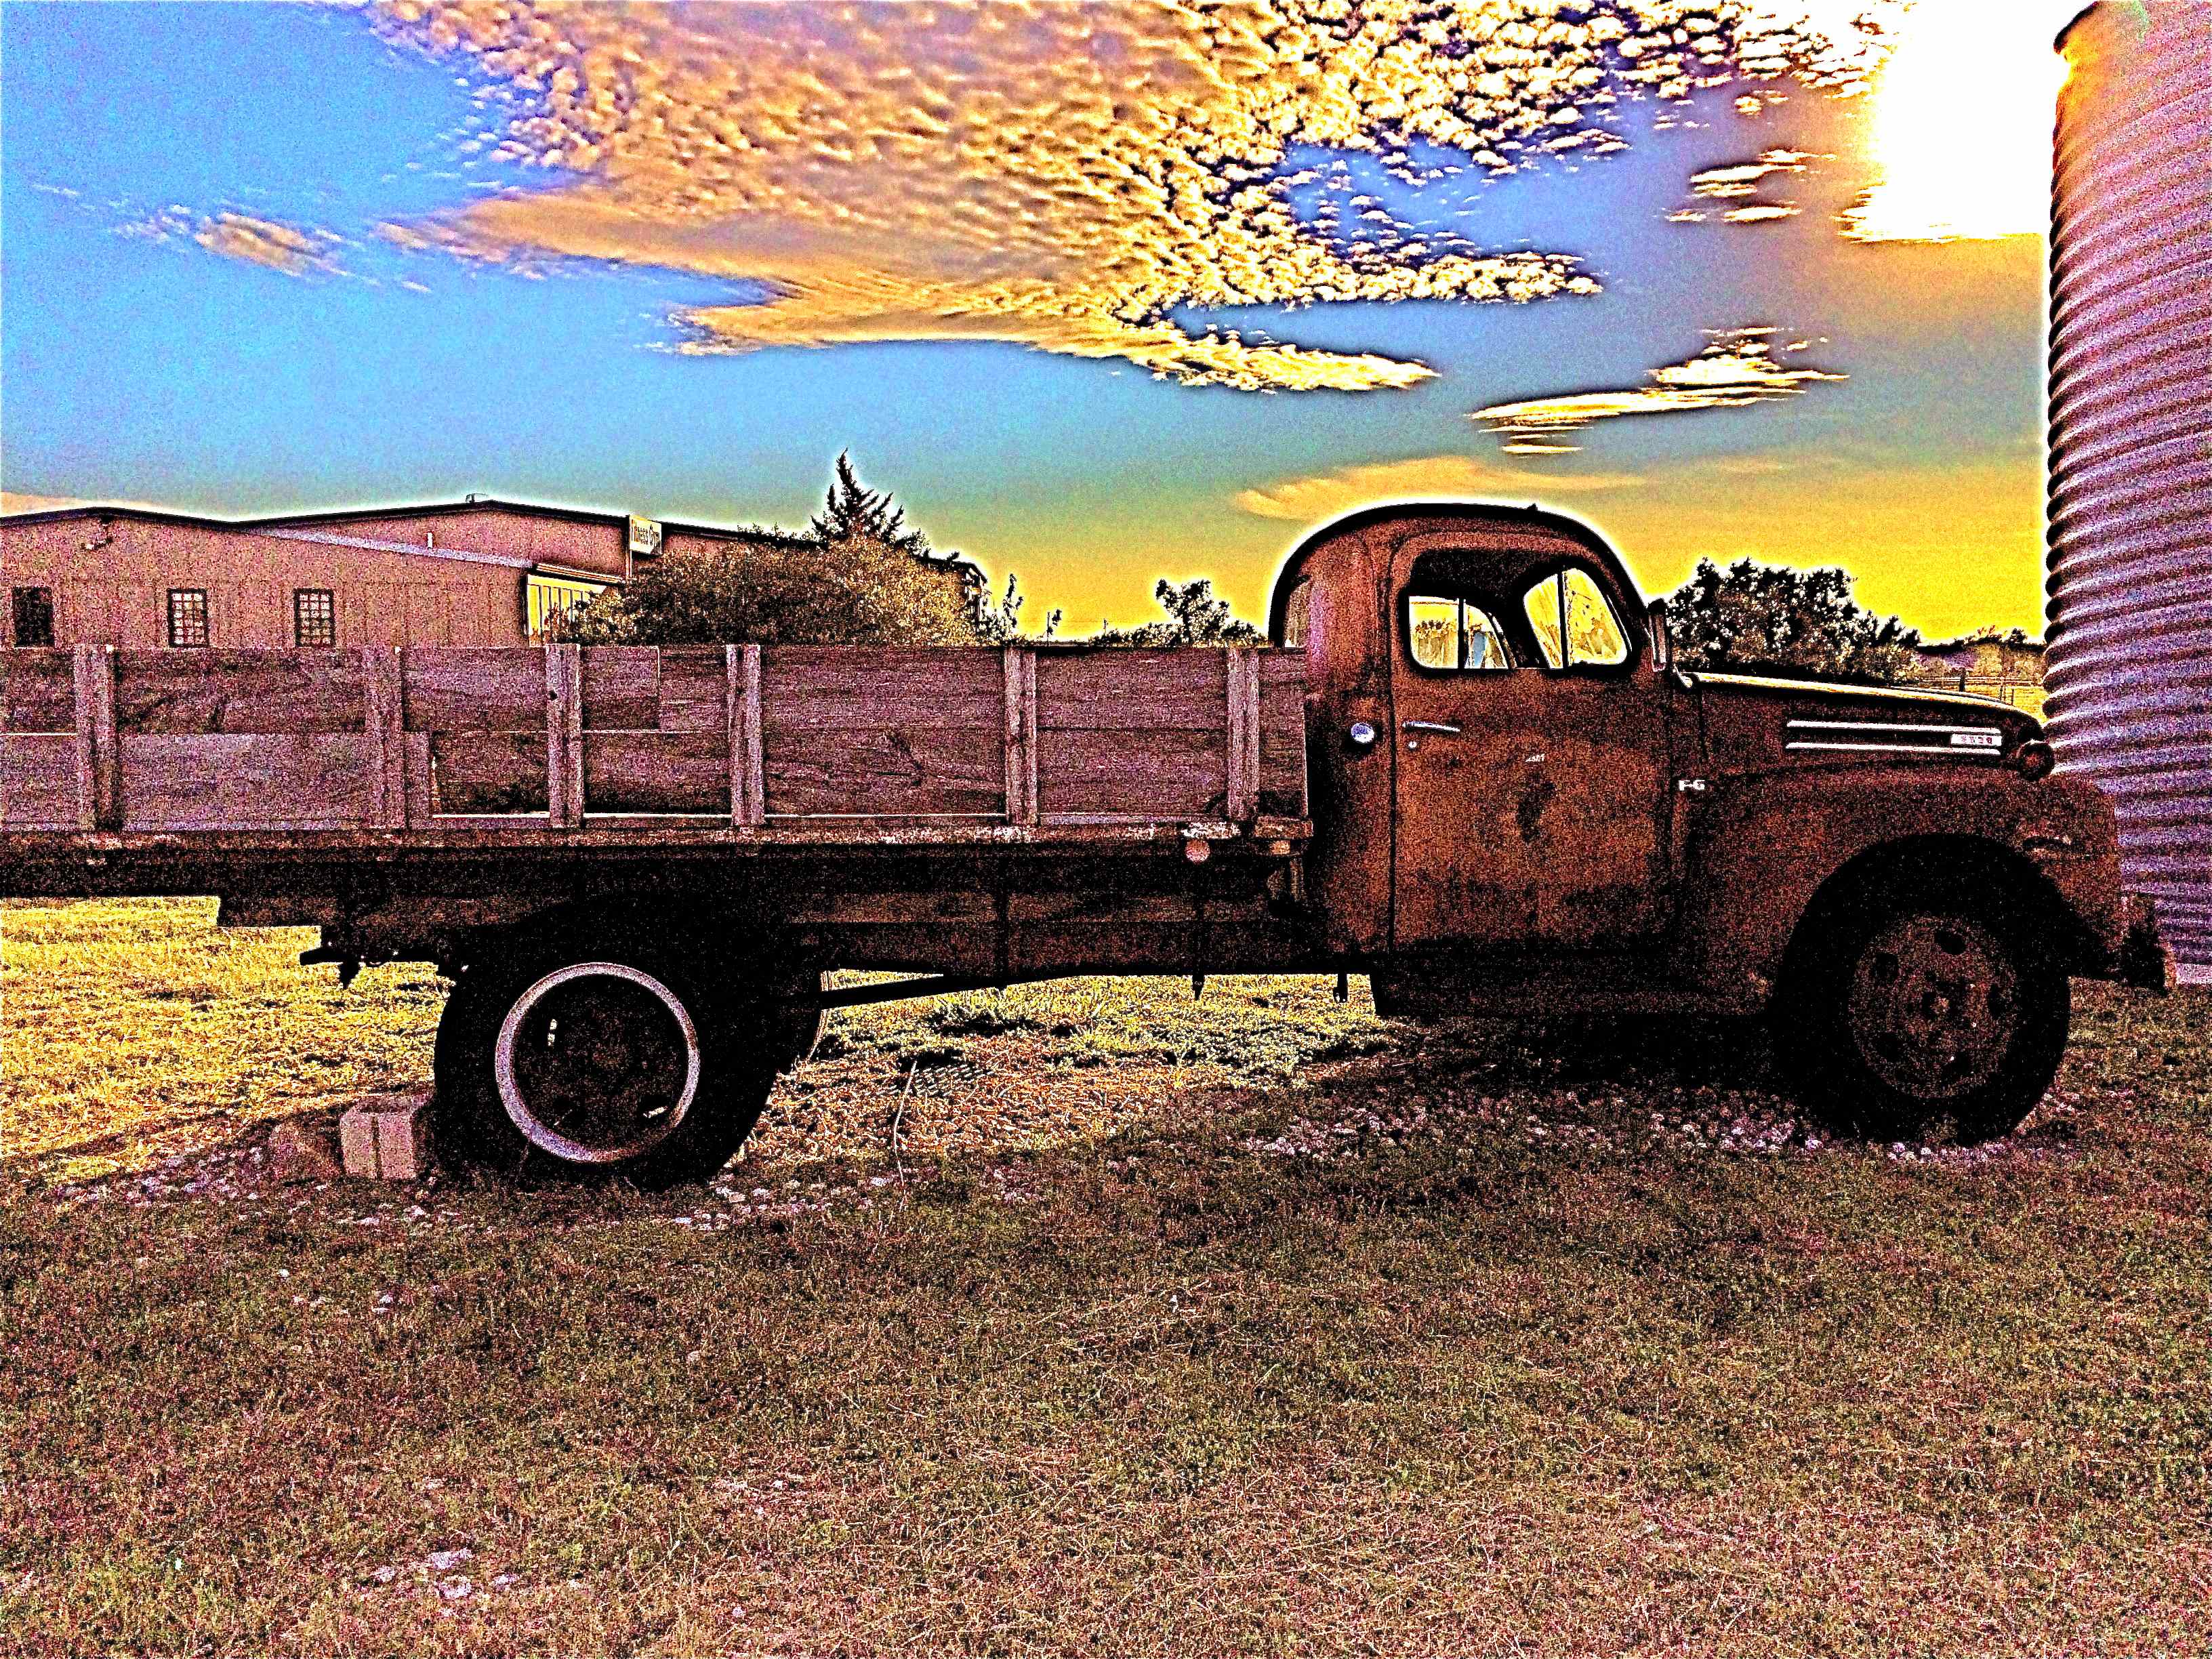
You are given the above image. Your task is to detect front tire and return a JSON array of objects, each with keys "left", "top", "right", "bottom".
[
  {"left": 1774, "top": 885, "right": 2070, "bottom": 1143},
  {"left": 433, "top": 933, "right": 781, "bottom": 1188}
]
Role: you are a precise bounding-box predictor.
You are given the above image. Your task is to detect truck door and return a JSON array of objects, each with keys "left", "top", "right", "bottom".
[{"left": 1390, "top": 558, "right": 1678, "bottom": 952}]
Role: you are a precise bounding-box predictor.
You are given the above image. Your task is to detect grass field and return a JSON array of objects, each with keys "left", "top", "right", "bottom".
[{"left": 3, "top": 898, "right": 2208, "bottom": 1657}]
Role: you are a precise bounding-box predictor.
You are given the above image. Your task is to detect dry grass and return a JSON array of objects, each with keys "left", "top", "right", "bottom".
[{"left": 3, "top": 898, "right": 2208, "bottom": 1657}]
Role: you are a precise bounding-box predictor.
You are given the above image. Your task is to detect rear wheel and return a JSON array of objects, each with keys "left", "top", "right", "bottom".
[
  {"left": 774, "top": 971, "right": 827, "bottom": 1065},
  {"left": 434, "top": 932, "right": 784, "bottom": 1188},
  {"left": 1774, "top": 885, "right": 2069, "bottom": 1143}
]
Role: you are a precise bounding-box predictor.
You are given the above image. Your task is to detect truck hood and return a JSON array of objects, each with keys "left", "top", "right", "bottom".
[{"left": 1689, "top": 670, "right": 2044, "bottom": 779}]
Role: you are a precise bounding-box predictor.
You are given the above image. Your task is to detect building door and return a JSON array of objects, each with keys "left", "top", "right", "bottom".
[{"left": 1390, "top": 563, "right": 1680, "bottom": 953}]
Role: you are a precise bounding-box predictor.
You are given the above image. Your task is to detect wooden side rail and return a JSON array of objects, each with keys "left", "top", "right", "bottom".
[{"left": 0, "top": 644, "right": 1309, "bottom": 839}]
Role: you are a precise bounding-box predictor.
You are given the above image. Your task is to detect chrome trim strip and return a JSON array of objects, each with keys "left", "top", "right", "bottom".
[
  {"left": 1784, "top": 740, "right": 2007, "bottom": 756},
  {"left": 1784, "top": 720, "right": 2007, "bottom": 737}
]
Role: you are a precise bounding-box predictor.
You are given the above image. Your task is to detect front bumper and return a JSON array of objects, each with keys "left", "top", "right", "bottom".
[{"left": 2117, "top": 891, "right": 2175, "bottom": 994}]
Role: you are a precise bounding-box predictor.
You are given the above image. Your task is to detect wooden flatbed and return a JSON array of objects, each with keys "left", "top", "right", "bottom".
[{"left": 1, "top": 642, "right": 1309, "bottom": 855}]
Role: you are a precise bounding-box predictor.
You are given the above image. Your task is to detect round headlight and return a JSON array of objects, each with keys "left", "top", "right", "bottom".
[{"left": 2015, "top": 739, "right": 2056, "bottom": 781}]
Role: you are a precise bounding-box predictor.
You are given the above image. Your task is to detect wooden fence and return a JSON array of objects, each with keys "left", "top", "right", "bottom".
[{"left": 0, "top": 645, "right": 1307, "bottom": 842}]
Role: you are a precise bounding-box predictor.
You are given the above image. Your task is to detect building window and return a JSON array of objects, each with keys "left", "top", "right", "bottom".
[
  {"left": 293, "top": 588, "right": 336, "bottom": 647},
  {"left": 526, "top": 573, "right": 607, "bottom": 640},
  {"left": 10, "top": 587, "right": 54, "bottom": 647},
  {"left": 167, "top": 589, "right": 209, "bottom": 649}
]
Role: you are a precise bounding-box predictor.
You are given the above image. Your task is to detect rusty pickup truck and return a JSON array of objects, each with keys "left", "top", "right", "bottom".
[{"left": 0, "top": 503, "right": 2163, "bottom": 1185}]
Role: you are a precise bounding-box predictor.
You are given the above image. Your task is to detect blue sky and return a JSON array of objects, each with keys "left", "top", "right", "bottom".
[{"left": 1, "top": 1, "right": 2074, "bottom": 637}]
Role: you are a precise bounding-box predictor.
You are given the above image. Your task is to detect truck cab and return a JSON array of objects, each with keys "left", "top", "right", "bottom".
[{"left": 1269, "top": 501, "right": 2160, "bottom": 1141}]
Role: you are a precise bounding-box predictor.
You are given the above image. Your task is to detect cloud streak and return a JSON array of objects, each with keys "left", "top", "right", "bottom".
[
  {"left": 1667, "top": 148, "right": 1813, "bottom": 223},
  {"left": 367, "top": 1, "right": 1892, "bottom": 391},
  {"left": 1233, "top": 453, "right": 1640, "bottom": 521},
  {"left": 194, "top": 212, "right": 343, "bottom": 277},
  {"left": 1469, "top": 328, "right": 1843, "bottom": 450},
  {"left": 118, "top": 206, "right": 344, "bottom": 277}
]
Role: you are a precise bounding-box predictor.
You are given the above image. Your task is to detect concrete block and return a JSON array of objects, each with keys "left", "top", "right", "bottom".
[
  {"left": 339, "top": 1092, "right": 433, "bottom": 1181},
  {"left": 374, "top": 1102, "right": 429, "bottom": 1182},
  {"left": 339, "top": 1110, "right": 381, "bottom": 1179}
]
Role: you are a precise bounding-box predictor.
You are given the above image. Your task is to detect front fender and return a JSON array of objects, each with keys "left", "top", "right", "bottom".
[{"left": 1677, "top": 768, "right": 2126, "bottom": 1011}]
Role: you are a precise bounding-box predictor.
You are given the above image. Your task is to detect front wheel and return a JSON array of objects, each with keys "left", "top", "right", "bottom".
[
  {"left": 1774, "top": 891, "right": 2070, "bottom": 1143},
  {"left": 433, "top": 935, "right": 781, "bottom": 1188}
]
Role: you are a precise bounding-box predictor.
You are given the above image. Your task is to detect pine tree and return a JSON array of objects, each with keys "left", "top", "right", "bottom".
[{"left": 808, "top": 453, "right": 931, "bottom": 558}]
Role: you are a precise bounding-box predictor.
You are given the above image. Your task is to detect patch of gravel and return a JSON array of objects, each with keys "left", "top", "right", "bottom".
[
  {"left": 51, "top": 1066, "right": 2091, "bottom": 1238},
  {"left": 1242, "top": 1074, "right": 2090, "bottom": 1171}
]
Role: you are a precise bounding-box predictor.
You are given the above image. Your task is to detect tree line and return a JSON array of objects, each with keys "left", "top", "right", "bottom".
[{"left": 563, "top": 455, "right": 1959, "bottom": 680}]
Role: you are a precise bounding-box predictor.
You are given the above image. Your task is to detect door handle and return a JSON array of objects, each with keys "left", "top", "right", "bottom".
[{"left": 1401, "top": 720, "right": 1462, "bottom": 735}]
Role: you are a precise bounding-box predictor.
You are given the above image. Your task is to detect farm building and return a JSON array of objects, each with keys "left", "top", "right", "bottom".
[
  {"left": 0, "top": 498, "right": 800, "bottom": 650},
  {"left": 1906, "top": 631, "right": 2048, "bottom": 718},
  {"left": 2047, "top": 0, "right": 2212, "bottom": 985}
]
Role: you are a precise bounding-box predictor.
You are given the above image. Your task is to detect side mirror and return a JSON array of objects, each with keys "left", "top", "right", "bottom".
[{"left": 1645, "top": 598, "right": 1672, "bottom": 672}]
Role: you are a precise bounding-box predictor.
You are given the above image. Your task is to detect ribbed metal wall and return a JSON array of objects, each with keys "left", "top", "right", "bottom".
[{"left": 2047, "top": 0, "right": 2212, "bottom": 984}]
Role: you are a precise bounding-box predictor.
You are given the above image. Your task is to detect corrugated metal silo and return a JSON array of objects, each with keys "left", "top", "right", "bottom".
[{"left": 2047, "top": 0, "right": 2212, "bottom": 985}]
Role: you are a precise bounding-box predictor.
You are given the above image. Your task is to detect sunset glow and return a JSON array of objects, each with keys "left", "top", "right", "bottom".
[
  {"left": 2, "top": 2, "right": 2075, "bottom": 638},
  {"left": 1845, "top": 1, "right": 2078, "bottom": 242}
]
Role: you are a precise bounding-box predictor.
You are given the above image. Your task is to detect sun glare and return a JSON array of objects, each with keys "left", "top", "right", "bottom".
[{"left": 1843, "top": 2, "right": 2076, "bottom": 243}]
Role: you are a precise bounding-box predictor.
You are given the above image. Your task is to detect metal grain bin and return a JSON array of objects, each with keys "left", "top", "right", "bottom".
[{"left": 2048, "top": 1, "right": 2212, "bottom": 984}]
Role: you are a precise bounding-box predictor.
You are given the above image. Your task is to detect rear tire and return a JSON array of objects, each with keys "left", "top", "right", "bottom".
[
  {"left": 433, "top": 930, "right": 782, "bottom": 1189},
  {"left": 773, "top": 971, "right": 826, "bottom": 1066},
  {"left": 1773, "top": 880, "right": 2070, "bottom": 1143}
]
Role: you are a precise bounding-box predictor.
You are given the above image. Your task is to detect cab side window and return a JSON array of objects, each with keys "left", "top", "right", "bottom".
[
  {"left": 1407, "top": 594, "right": 1513, "bottom": 671},
  {"left": 1279, "top": 575, "right": 1313, "bottom": 649},
  {"left": 1521, "top": 567, "right": 1629, "bottom": 669}
]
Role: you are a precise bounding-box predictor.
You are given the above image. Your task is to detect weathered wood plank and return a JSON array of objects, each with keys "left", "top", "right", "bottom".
[
  {"left": 1225, "top": 645, "right": 1260, "bottom": 823},
  {"left": 583, "top": 731, "right": 726, "bottom": 815},
  {"left": 0, "top": 651, "right": 79, "bottom": 734},
  {"left": 1259, "top": 674, "right": 1308, "bottom": 819},
  {"left": 430, "top": 731, "right": 546, "bottom": 815},
  {"left": 117, "top": 734, "right": 370, "bottom": 830},
  {"left": 659, "top": 647, "right": 729, "bottom": 734},
  {"left": 764, "top": 726, "right": 1006, "bottom": 818},
  {"left": 729, "top": 645, "right": 764, "bottom": 827},
  {"left": 74, "top": 646, "right": 121, "bottom": 830},
  {"left": 1036, "top": 650, "right": 1237, "bottom": 731},
  {"left": 404, "top": 731, "right": 434, "bottom": 825},
  {"left": 1004, "top": 646, "right": 1038, "bottom": 826},
  {"left": 112, "top": 651, "right": 365, "bottom": 734},
  {"left": 546, "top": 644, "right": 583, "bottom": 829},
  {"left": 403, "top": 649, "right": 546, "bottom": 732},
  {"left": 580, "top": 647, "right": 659, "bottom": 731},
  {"left": 1038, "top": 728, "right": 1228, "bottom": 819},
  {"left": 0, "top": 734, "right": 79, "bottom": 827},
  {"left": 758, "top": 648, "right": 1002, "bottom": 731},
  {"left": 363, "top": 648, "right": 407, "bottom": 830}
]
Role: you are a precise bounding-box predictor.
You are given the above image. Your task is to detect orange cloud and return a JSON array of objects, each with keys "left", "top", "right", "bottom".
[
  {"left": 1469, "top": 328, "right": 1844, "bottom": 449},
  {"left": 1233, "top": 454, "right": 1641, "bottom": 522},
  {"left": 193, "top": 212, "right": 342, "bottom": 277},
  {"left": 368, "top": 1, "right": 1896, "bottom": 391},
  {"left": 117, "top": 206, "right": 344, "bottom": 277}
]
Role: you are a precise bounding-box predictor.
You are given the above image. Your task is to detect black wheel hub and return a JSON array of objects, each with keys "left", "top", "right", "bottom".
[{"left": 1845, "top": 913, "right": 2021, "bottom": 1103}]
